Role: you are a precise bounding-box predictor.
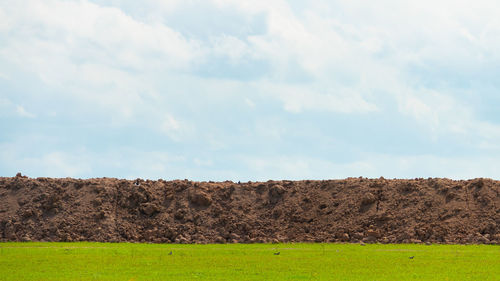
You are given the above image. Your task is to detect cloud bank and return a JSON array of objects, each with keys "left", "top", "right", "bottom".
[{"left": 1, "top": 0, "right": 500, "bottom": 180}]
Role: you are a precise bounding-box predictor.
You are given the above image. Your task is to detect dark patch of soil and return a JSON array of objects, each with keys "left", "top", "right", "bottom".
[{"left": 0, "top": 176, "right": 498, "bottom": 244}]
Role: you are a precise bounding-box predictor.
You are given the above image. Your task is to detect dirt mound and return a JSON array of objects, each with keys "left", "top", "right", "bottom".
[{"left": 0, "top": 176, "right": 498, "bottom": 244}]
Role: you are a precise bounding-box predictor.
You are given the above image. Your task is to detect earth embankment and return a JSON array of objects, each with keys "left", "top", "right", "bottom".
[{"left": 0, "top": 176, "right": 498, "bottom": 244}]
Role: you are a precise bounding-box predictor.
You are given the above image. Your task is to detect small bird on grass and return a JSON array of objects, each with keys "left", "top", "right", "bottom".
[
  {"left": 273, "top": 252, "right": 280, "bottom": 255},
  {"left": 409, "top": 256, "right": 414, "bottom": 259},
  {"left": 168, "top": 251, "right": 172, "bottom": 255}
]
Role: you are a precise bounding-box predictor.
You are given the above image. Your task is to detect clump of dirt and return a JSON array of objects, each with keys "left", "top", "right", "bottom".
[{"left": 0, "top": 176, "right": 498, "bottom": 244}]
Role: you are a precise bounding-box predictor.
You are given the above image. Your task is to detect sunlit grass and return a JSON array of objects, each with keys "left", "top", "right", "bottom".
[{"left": 0, "top": 242, "right": 498, "bottom": 280}]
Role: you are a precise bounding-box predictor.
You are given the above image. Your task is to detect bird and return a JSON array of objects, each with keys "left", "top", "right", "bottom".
[
  {"left": 409, "top": 256, "right": 414, "bottom": 259},
  {"left": 168, "top": 251, "right": 172, "bottom": 255},
  {"left": 273, "top": 252, "right": 280, "bottom": 255}
]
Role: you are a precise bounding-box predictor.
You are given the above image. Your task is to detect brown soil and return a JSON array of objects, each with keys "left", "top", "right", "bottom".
[{"left": 0, "top": 175, "right": 498, "bottom": 244}]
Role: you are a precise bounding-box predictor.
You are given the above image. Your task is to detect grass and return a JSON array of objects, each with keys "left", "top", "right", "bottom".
[{"left": 0, "top": 242, "right": 498, "bottom": 280}]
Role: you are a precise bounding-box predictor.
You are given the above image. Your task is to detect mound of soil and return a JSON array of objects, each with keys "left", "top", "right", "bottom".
[{"left": 0, "top": 175, "right": 498, "bottom": 244}]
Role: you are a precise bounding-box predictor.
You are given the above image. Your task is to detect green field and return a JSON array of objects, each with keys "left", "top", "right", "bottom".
[{"left": 0, "top": 242, "right": 498, "bottom": 280}]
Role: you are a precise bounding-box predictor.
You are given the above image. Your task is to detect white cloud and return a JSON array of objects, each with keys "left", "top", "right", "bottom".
[
  {"left": 244, "top": 98, "right": 255, "bottom": 108},
  {"left": 238, "top": 154, "right": 383, "bottom": 181},
  {"left": 15, "top": 105, "right": 36, "bottom": 118},
  {"left": 359, "top": 153, "right": 500, "bottom": 180},
  {"left": 0, "top": 0, "right": 200, "bottom": 120},
  {"left": 0, "top": 97, "right": 11, "bottom": 107},
  {"left": 19, "top": 0, "right": 196, "bottom": 67},
  {"left": 0, "top": 7, "right": 9, "bottom": 32},
  {"left": 237, "top": 152, "right": 500, "bottom": 181},
  {"left": 395, "top": 86, "right": 500, "bottom": 147},
  {"left": 211, "top": 35, "right": 252, "bottom": 62},
  {"left": 162, "top": 114, "right": 180, "bottom": 131},
  {"left": 0, "top": 145, "right": 91, "bottom": 178},
  {"left": 193, "top": 158, "right": 213, "bottom": 167},
  {"left": 41, "top": 152, "right": 91, "bottom": 177},
  {"left": 160, "top": 113, "right": 194, "bottom": 142},
  {"left": 261, "top": 83, "right": 378, "bottom": 114}
]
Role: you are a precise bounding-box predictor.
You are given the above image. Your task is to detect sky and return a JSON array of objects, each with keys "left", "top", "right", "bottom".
[{"left": 1, "top": 0, "right": 500, "bottom": 181}]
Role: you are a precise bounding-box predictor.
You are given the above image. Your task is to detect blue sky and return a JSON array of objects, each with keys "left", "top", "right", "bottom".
[{"left": 1, "top": 0, "right": 500, "bottom": 180}]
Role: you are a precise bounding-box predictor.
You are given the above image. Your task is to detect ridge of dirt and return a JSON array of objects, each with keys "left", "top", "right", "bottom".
[{"left": 0, "top": 176, "right": 498, "bottom": 244}]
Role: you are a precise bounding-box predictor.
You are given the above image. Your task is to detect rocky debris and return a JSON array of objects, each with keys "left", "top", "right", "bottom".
[
  {"left": 359, "top": 192, "right": 377, "bottom": 213},
  {"left": 0, "top": 176, "right": 498, "bottom": 244},
  {"left": 140, "top": 203, "right": 160, "bottom": 216},
  {"left": 268, "top": 184, "right": 286, "bottom": 204},
  {"left": 3, "top": 221, "right": 16, "bottom": 240},
  {"left": 188, "top": 189, "right": 212, "bottom": 207},
  {"left": 364, "top": 228, "right": 380, "bottom": 242}
]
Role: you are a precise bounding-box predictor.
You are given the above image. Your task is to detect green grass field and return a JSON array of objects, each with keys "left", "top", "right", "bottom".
[{"left": 0, "top": 242, "right": 498, "bottom": 280}]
